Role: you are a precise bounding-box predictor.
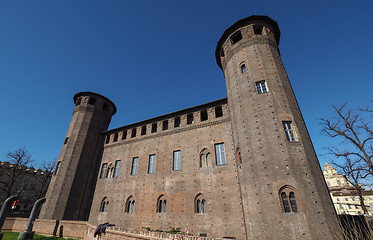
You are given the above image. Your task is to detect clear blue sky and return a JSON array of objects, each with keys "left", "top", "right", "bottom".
[{"left": 1, "top": 1, "right": 372, "bottom": 169}]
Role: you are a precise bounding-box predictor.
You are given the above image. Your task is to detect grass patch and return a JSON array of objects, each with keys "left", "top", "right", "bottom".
[{"left": 2, "top": 232, "right": 75, "bottom": 240}]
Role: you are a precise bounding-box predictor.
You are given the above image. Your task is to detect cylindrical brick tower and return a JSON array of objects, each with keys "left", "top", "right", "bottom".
[
  {"left": 215, "top": 16, "right": 341, "bottom": 239},
  {"left": 39, "top": 92, "right": 116, "bottom": 220}
]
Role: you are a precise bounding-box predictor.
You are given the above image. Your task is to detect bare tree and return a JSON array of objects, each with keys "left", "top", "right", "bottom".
[
  {"left": 321, "top": 102, "right": 373, "bottom": 214},
  {"left": 0, "top": 147, "right": 34, "bottom": 198},
  {"left": 321, "top": 102, "right": 373, "bottom": 178},
  {"left": 30, "top": 158, "right": 56, "bottom": 199}
]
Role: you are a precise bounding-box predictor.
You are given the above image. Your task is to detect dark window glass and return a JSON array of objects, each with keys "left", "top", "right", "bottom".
[
  {"left": 187, "top": 113, "right": 194, "bottom": 124},
  {"left": 151, "top": 123, "right": 157, "bottom": 133},
  {"left": 215, "top": 106, "right": 223, "bottom": 118},
  {"left": 131, "top": 128, "right": 137, "bottom": 138},
  {"left": 230, "top": 31, "right": 243, "bottom": 44},
  {"left": 122, "top": 130, "right": 127, "bottom": 140},
  {"left": 174, "top": 117, "right": 181, "bottom": 128},
  {"left": 141, "top": 125, "right": 146, "bottom": 135},
  {"left": 254, "top": 25, "right": 263, "bottom": 35},
  {"left": 105, "top": 135, "right": 110, "bottom": 144},
  {"left": 289, "top": 192, "right": 298, "bottom": 212},
  {"left": 163, "top": 120, "right": 168, "bottom": 130},
  {"left": 241, "top": 64, "right": 247, "bottom": 73},
  {"left": 281, "top": 192, "right": 291, "bottom": 213},
  {"left": 88, "top": 97, "right": 96, "bottom": 105},
  {"left": 201, "top": 110, "right": 208, "bottom": 121}
]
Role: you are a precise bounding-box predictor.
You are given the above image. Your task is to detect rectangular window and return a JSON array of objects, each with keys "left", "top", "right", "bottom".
[
  {"left": 113, "top": 133, "right": 118, "bottom": 142},
  {"left": 100, "top": 163, "right": 108, "bottom": 178},
  {"left": 215, "top": 143, "right": 226, "bottom": 165},
  {"left": 174, "top": 117, "right": 181, "bottom": 128},
  {"left": 105, "top": 135, "right": 110, "bottom": 144},
  {"left": 122, "top": 130, "right": 127, "bottom": 140},
  {"left": 173, "top": 150, "right": 181, "bottom": 171},
  {"left": 131, "top": 157, "right": 138, "bottom": 176},
  {"left": 141, "top": 125, "right": 146, "bottom": 135},
  {"left": 64, "top": 137, "right": 69, "bottom": 145},
  {"left": 215, "top": 106, "right": 223, "bottom": 118},
  {"left": 256, "top": 80, "right": 268, "bottom": 94},
  {"left": 148, "top": 154, "right": 156, "bottom": 173},
  {"left": 131, "top": 128, "right": 137, "bottom": 138},
  {"left": 201, "top": 110, "right": 208, "bottom": 121},
  {"left": 163, "top": 120, "right": 168, "bottom": 130},
  {"left": 113, "top": 160, "right": 121, "bottom": 178},
  {"left": 187, "top": 113, "right": 194, "bottom": 124},
  {"left": 282, "top": 121, "right": 297, "bottom": 142},
  {"left": 151, "top": 123, "right": 157, "bottom": 133}
]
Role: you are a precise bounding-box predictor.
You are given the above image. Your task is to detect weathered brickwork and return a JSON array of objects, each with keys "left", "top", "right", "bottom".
[{"left": 40, "top": 15, "right": 341, "bottom": 239}]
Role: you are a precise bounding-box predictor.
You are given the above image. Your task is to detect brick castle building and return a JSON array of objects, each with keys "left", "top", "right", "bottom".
[{"left": 39, "top": 15, "right": 341, "bottom": 239}]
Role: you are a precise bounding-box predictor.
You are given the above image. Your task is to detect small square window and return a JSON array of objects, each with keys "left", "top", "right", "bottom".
[
  {"left": 162, "top": 120, "right": 168, "bottom": 130},
  {"left": 230, "top": 31, "right": 243, "bottom": 45},
  {"left": 174, "top": 117, "right": 181, "bottom": 128},
  {"left": 151, "top": 123, "right": 157, "bottom": 133},
  {"left": 253, "top": 25, "right": 263, "bottom": 35},
  {"left": 256, "top": 80, "right": 268, "bottom": 94}
]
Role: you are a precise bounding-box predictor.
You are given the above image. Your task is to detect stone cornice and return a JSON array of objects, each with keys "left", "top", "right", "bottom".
[
  {"left": 222, "top": 38, "right": 278, "bottom": 70},
  {"left": 104, "top": 117, "right": 231, "bottom": 149}
]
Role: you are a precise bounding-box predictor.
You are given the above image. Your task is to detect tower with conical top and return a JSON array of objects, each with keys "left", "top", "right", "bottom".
[
  {"left": 215, "top": 15, "right": 340, "bottom": 239},
  {"left": 39, "top": 92, "right": 116, "bottom": 220}
]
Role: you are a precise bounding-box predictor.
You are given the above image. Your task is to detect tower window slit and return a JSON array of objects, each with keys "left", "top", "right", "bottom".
[{"left": 230, "top": 30, "right": 243, "bottom": 45}]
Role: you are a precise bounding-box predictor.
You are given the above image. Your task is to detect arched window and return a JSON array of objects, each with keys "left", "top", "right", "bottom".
[
  {"left": 100, "top": 197, "right": 109, "bottom": 212},
  {"left": 107, "top": 164, "right": 114, "bottom": 178},
  {"left": 279, "top": 186, "right": 299, "bottom": 213},
  {"left": 125, "top": 196, "right": 135, "bottom": 213},
  {"left": 200, "top": 149, "right": 212, "bottom": 168},
  {"left": 195, "top": 194, "right": 206, "bottom": 214},
  {"left": 157, "top": 195, "right": 167, "bottom": 213}
]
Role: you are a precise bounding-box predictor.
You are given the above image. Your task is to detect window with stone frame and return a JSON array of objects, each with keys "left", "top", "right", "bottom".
[
  {"left": 157, "top": 195, "right": 167, "bottom": 213},
  {"left": 100, "top": 163, "right": 108, "bottom": 179},
  {"left": 100, "top": 197, "right": 109, "bottom": 212},
  {"left": 280, "top": 186, "right": 299, "bottom": 213},
  {"left": 131, "top": 157, "right": 138, "bottom": 176},
  {"left": 200, "top": 149, "right": 212, "bottom": 168},
  {"left": 195, "top": 194, "right": 206, "bottom": 214},
  {"left": 214, "top": 143, "right": 226, "bottom": 165},
  {"left": 125, "top": 196, "right": 136, "bottom": 213},
  {"left": 282, "top": 121, "right": 297, "bottom": 142},
  {"left": 113, "top": 160, "right": 121, "bottom": 178},
  {"left": 255, "top": 80, "right": 268, "bottom": 94},
  {"left": 148, "top": 154, "right": 156, "bottom": 173},
  {"left": 173, "top": 150, "right": 181, "bottom": 171}
]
